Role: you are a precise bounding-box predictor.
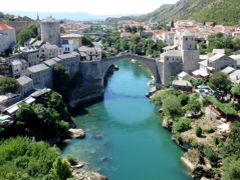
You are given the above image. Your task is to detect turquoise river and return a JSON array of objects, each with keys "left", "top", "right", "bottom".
[{"left": 61, "top": 60, "right": 191, "bottom": 180}]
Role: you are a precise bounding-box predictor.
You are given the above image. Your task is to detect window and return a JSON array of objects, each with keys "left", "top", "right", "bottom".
[{"left": 186, "top": 38, "right": 188, "bottom": 41}]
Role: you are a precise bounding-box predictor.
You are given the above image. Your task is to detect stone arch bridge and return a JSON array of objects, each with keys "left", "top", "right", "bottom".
[
  {"left": 101, "top": 54, "right": 161, "bottom": 85},
  {"left": 71, "top": 53, "right": 181, "bottom": 106}
]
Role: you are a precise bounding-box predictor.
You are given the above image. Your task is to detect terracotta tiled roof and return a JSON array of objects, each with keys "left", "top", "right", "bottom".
[
  {"left": 0, "top": 24, "right": 14, "bottom": 30},
  {"left": 233, "top": 31, "right": 240, "bottom": 34}
]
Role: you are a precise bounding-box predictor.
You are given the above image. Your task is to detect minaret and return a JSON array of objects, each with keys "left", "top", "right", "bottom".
[
  {"left": 36, "top": 13, "right": 39, "bottom": 21},
  {"left": 36, "top": 13, "right": 41, "bottom": 38}
]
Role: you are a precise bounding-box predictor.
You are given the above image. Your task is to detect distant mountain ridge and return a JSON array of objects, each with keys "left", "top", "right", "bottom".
[
  {"left": 125, "top": 0, "right": 240, "bottom": 25},
  {"left": 4, "top": 11, "right": 140, "bottom": 21}
]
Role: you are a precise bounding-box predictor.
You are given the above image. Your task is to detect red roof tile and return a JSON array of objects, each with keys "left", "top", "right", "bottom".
[{"left": 0, "top": 24, "right": 14, "bottom": 30}]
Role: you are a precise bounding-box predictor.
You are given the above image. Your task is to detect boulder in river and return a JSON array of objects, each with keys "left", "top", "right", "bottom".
[
  {"left": 68, "top": 128, "right": 86, "bottom": 139},
  {"left": 72, "top": 169, "right": 108, "bottom": 180},
  {"left": 63, "top": 139, "right": 71, "bottom": 143},
  {"left": 72, "top": 162, "right": 85, "bottom": 169}
]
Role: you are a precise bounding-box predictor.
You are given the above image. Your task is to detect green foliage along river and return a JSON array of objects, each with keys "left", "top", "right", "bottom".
[{"left": 61, "top": 60, "right": 191, "bottom": 180}]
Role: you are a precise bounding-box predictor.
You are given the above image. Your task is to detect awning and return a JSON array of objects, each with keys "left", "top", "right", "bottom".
[{"left": 192, "top": 70, "right": 209, "bottom": 77}]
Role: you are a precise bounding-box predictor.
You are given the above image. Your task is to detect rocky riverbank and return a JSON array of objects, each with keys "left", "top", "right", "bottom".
[
  {"left": 72, "top": 166, "right": 108, "bottom": 180},
  {"left": 150, "top": 90, "right": 224, "bottom": 180},
  {"left": 63, "top": 128, "right": 108, "bottom": 180}
]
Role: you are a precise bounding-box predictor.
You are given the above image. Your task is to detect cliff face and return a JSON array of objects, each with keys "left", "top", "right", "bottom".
[{"left": 69, "top": 61, "right": 104, "bottom": 107}]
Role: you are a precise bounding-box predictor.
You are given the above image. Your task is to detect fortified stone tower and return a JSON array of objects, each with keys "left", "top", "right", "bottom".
[
  {"left": 40, "top": 17, "right": 61, "bottom": 46},
  {"left": 180, "top": 31, "right": 199, "bottom": 73}
]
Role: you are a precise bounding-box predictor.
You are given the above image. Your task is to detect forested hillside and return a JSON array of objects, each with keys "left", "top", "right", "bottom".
[{"left": 133, "top": 0, "right": 240, "bottom": 25}]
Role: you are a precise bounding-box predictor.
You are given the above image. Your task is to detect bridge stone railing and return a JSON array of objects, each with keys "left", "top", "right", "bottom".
[{"left": 102, "top": 53, "right": 156, "bottom": 63}]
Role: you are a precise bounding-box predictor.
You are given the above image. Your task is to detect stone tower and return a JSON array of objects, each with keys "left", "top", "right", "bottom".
[
  {"left": 40, "top": 17, "right": 61, "bottom": 46},
  {"left": 180, "top": 31, "right": 199, "bottom": 73}
]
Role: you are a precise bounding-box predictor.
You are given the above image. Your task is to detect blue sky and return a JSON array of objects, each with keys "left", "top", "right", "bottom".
[{"left": 1, "top": 0, "right": 178, "bottom": 15}]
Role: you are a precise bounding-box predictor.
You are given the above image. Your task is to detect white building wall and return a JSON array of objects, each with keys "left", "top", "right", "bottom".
[{"left": 0, "top": 29, "right": 16, "bottom": 51}]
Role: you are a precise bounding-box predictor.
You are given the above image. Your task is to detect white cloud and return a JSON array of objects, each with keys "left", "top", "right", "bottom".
[{"left": 1, "top": 0, "right": 178, "bottom": 15}]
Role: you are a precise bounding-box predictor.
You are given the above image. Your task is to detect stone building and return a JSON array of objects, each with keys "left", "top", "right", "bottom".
[
  {"left": 158, "top": 31, "right": 200, "bottom": 85},
  {"left": 21, "top": 47, "right": 40, "bottom": 66},
  {"left": 55, "top": 53, "right": 80, "bottom": 74},
  {"left": 78, "top": 46, "right": 102, "bottom": 61},
  {"left": 61, "top": 33, "right": 83, "bottom": 53},
  {"left": 40, "top": 17, "right": 61, "bottom": 46},
  {"left": 193, "top": 51, "right": 236, "bottom": 77},
  {"left": 10, "top": 58, "right": 28, "bottom": 78},
  {"left": 0, "top": 24, "right": 16, "bottom": 53},
  {"left": 0, "top": 58, "right": 12, "bottom": 77},
  {"left": 152, "top": 31, "right": 176, "bottom": 44},
  {"left": 43, "top": 58, "right": 57, "bottom": 69},
  {"left": 27, "top": 63, "right": 52, "bottom": 88},
  {"left": 16, "top": 75, "right": 34, "bottom": 96},
  {"left": 201, "top": 54, "right": 236, "bottom": 72},
  {"left": 39, "top": 42, "right": 63, "bottom": 61},
  {"left": 229, "top": 70, "right": 240, "bottom": 83}
]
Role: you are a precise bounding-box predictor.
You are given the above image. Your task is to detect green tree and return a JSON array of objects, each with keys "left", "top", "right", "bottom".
[
  {"left": 16, "top": 103, "right": 36, "bottom": 126},
  {"left": 203, "top": 146, "right": 218, "bottom": 167},
  {"left": 82, "top": 36, "right": 94, "bottom": 47},
  {"left": 0, "top": 137, "right": 72, "bottom": 180},
  {"left": 231, "top": 83, "right": 240, "bottom": 97},
  {"left": 50, "top": 158, "right": 72, "bottom": 180},
  {"left": 195, "top": 126, "right": 202, "bottom": 137},
  {"left": 16, "top": 92, "right": 72, "bottom": 138},
  {"left": 162, "top": 94, "right": 184, "bottom": 117},
  {"left": 208, "top": 72, "right": 232, "bottom": 92},
  {"left": 53, "top": 64, "right": 70, "bottom": 100},
  {"left": 223, "top": 157, "right": 240, "bottom": 180},
  {"left": 66, "top": 155, "right": 78, "bottom": 166},
  {"left": 188, "top": 78, "right": 204, "bottom": 87},
  {"left": 187, "top": 94, "right": 202, "bottom": 113},
  {"left": 221, "top": 122, "right": 240, "bottom": 157},
  {"left": 17, "top": 24, "right": 39, "bottom": 46},
  {"left": 178, "top": 93, "right": 189, "bottom": 106},
  {"left": 172, "top": 119, "right": 191, "bottom": 133},
  {"left": 0, "top": 77, "right": 20, "bottom": 94}
]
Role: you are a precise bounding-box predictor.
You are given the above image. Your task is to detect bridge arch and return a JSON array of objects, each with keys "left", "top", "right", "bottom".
[{"left": 100, "top": 54, "right": 161, "bottom": 87}]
